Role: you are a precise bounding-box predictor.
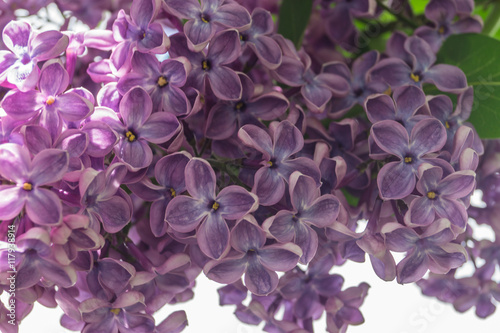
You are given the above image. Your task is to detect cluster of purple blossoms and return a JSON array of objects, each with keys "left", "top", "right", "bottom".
[{"left": 0, "top": 0, "right": 498, "bottom": 332}]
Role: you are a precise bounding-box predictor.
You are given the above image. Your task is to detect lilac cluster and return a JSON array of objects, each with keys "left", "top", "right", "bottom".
[{"left": 0, "top": 0, "right": 496, "bottom": 332}]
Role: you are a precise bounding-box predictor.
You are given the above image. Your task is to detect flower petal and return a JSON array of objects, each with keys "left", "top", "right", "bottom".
[{"left": 197, "top": 213, "right": 230, "bottom": 259}]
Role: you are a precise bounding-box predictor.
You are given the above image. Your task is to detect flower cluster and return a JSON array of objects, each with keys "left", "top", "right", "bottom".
[{"left": 0, "top": 0, "right": 498, "bottom": 332}]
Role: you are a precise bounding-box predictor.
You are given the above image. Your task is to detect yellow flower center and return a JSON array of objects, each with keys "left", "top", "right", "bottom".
[
  {"left": 235, "top": 102, "right": 245, "bottom": 110},
  {"left": 170, "top": 188, "right": 176, "bottom": 197},
  {"left": 22, "top": 182, "right": 33, "bottom": 191},
  {"left": 46, "top": 96, "right": 56, "bottom": 105},
  {"left": 110, "top": 308, "right": 121, "bottom": 315},
  {"left": 383, "top": 87, "right": 392, "bottom": 95},
  {"left": 267, "top": 161, "right": 273, "bottom": 167},
  {"left": 410, "top": 73, "right": 420, "bottom": 83},
  {"left": 404, "top": 157, "right": 412, "bottom": 164},
  {"left": 427, "top": 191, "right": 437, "bottom": 199},
  {"left": 201, "top": 15, "right": 209, "bottom": 23},
  {"left": 202, "top": 60, "right": 209, "bottom": 70},
  {"left": 438, "top": 26, "right": 445, "bottom": 34},
  {"left": 157, "top": 76, "right": 168, "bottom": 87},
  {"left": 445, "top": 121, "right": 450, "bottom": 129},
  {"left": 125, "top": 131, "right": 136, "bottom": 142},
  {"left": 212, "top": 201, "right": 220, "bottom": 210}
]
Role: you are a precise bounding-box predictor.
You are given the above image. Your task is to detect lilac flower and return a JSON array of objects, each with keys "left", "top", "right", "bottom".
[
  {"left": 279, "top": 254, "right": 344, "bottom": 319},
  {"left": 263, "top": 172, "right": 340, "bottom": 264},
  {"left": 239, "top": 8, "right": 282, "bottom": 69},
  {"left": 0, "top": 21, "right": 68, "bottom": 91},
  {"left": 129, "top": 152, "right": 191, "bottom": 237},
  {"left": 204, "top": 217, "right": 302, "bottom": 295},
  {"left": 415, "top": 0, "right": 483, "bottom": 52},
  {"left": 2, "top": 59, "right": 94, "bottom": 140},
  {"left": 370, "top": 36, "right": 468, "bottom": 93},
  {"left": 405, "top": 164, "right": 475, "bottom": 229},
  {"left": 111, "top": 0, "right": 169, "bottom": 74},
  {"left": 382, "top": 219, "right": 467, "bottom": 283},
  {"left": 325, "top": 282, "right": 370, "bottom": 333},
  {"left": 323, "top": 50, "right": 388, "bottom": 117},
  {"left": 165, "top": 158, "right": 258, "bottom": 259},
  {"left": 101, "top": 87, "right": 180, "bottom": 171},
  {"left": 164, "top": 0, "right": 251, "bottom": 52},
  {"left": 238, "top": 120, "right": 321, "bottom": 206},
  {"left": 0, "top": 143, "right": 68, "bottom": 225},
  {"left": 117, "top": 52, "right": 191, "bottom": 116},
  {"left": 169, "top": 30, "right": 243, "bottom": 101},
  {"left": 364, "top": 85, "right": 427, "bottom": 129},
  {"left": 370, "top": 118, "right": 449, "bottom": 200},
  {"left": 79, "top": 163, "right": 132, "bottom": 233},
  {"left": 272, "top": 37, "right": 349, "bottom": 113},
  {"left": 79, "top": 291, "right": 155, "bottom": 333},
  {"left": 205, "top": 73, "right": 289, "bottom": 140},
  {"left": 1, "top": 227, "right": 77, "bottom": 289}
]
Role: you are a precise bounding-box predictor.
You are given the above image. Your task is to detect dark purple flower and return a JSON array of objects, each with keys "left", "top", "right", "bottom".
[
  {"left": 204, "top": 217, "right": 302, "bottom": 295},
  {"left": 117, "top": 52, "right": 191, "bottom": 116},
  {"left": 164, "top": 0, "right": 251, "bottom": 51},
  {"left": 323, "top": 50, "right": 388, "bottom": 117},
  {"left": 370, "top": 36, "right": 468, "bottom": 93},
  {"left": 415, "top": 0, "right": 483, "bottom": 52},
  {"left": 239, "top": 8, "right": 282, "bottom": 69},
  {"left": 0, "top": 143, "right": 68, "bottom": 225},
  {"left": 263, "top": 172, "right": 340, "bottom": 264},
  {"left": 405, "top": 164, "right": 475, "bottom": 229},
  {"left": 325, "top": 282, "right": 370, "bottom": 332},
  {"left": 169, "top": 30, "right": 243, "bottom": 101},
  {"left": 382, "top": 219, "right": 467, "bottom": 283},
  {"left": 0, "top": 21, "right": 68, "bottom": 91},
  {"left": 238, "top": 120, "right": 321, "bottom": 206},
  {"left": 205, "top": 73, "right": 289, "bottom": 140},
  {"left": 165, "top": 158, "right": 258, "bottom": 259},
  {"left": 370, "top": 118, "right": 449, "bottom": 200}
]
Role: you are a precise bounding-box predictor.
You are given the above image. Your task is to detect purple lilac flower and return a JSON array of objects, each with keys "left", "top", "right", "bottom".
[
  {"left": 117, "top": 52, "right": 191, "bottom": 116},
  {"left": 272, "top": 36, "right": 349, "bottom": 113},
  {"left": 325, "top": 0, "right": 376, "bottom": 43},
  {"left": 238, "top": 120, "right": 321, "bottom": 206},
  {"left": 239, "top": 8, "right": 282, "bottom": 69},
  {"left": 405, "top": 164, "right": 475, "bottom": 229},
  {"left": 205, "top": 73, "right": 289, "bottom": 140},
  {"left": 0, "top": 21, "right": 68, "bottom": 91},
  {"left": 370, "top": 36, "right": 468, "bottom": 93},
  {"left": 2, "top": 60, "right": 94, "bottom": 140},
  {"left": 169, "top": 30, "right": 243, "bottom": 101},
  {"left": 164, "top": 0, "right": 251, "bottom": 52},
  {"left": 1, "top": 227, "right": 77, "bottom": 289},
  {"left": 79, "top": 163, "right": 132, "bottom": 233},
  {"left": 370, "top": 118, "right": 450, "bottom": 200},
  {"left": 111, "top": 0, "right": 169, "bottom": 74},
  {"left": 204, "top": 217, "right": 302, "bottom": 295},
  {"left": 79, "top": 291, "right": 155, "bottom": 333},
  {"left": 364, "top": 85, "right": 427, "bottom": 129},
  {"left": 415, "top": 0, "right": 482, "bottom": 52},
  {"left": 262, "top": 172, "right": 340, "bottom": 264},
  {"left": 0, "top": 143, "right": 68, "bottom": 225},
  {"left": 100, "top": 87, "right": 180, "bottom": 170},
  {"left": 325, "top": 282, "right": 370, "bottom": 332},
  {"left": 165, "top": 158, "right": 258, "bottom": 259},
  {"left": 279, "top": 253, "right": 344, "bottom": 319},
  {"left": 382, "top": 219, "right": 467, "bottom": 283},
  {"left": 129, "top": 152, "right": 191, "bottom": 237},
  {"left": 323, "top": 50, "right": 388, "bottom": 117}
]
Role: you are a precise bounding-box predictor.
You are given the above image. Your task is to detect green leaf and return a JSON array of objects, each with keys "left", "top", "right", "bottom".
[
  {"left": 277, "top": 0, "right": 313, "bottom": 48},
  {"left": 436, "top": 33, "right": 500, "bottom": 139},
  {"left": 341, "top": 188, "right": 360, "bottom": 207}
]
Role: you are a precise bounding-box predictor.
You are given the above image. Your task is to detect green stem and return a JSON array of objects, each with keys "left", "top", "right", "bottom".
[
  {"left": 483, "top": 2, "right": 500, "bottom": 36},
  {"left": 376, "top": 0, "right": 418, "bottom": 28}
]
